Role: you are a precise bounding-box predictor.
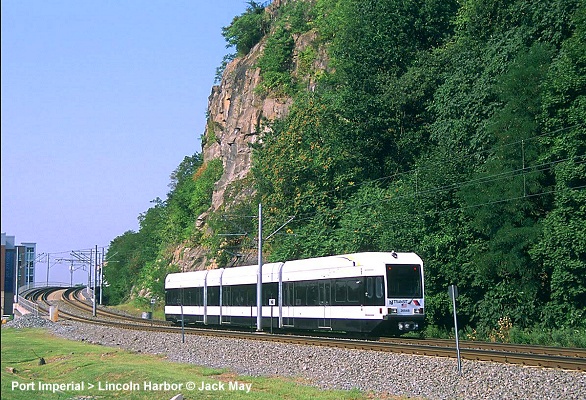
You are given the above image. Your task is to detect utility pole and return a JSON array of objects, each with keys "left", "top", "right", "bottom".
[
  {"left": 71, "top": 250, "right": 92, "bottom": 294},
  {"left": 100, "top": 247, "right": 105, "bottom": 305},
  {"left": 14, "top": 247, "right": 20, "bottom": 303},
  {"left": 252, "top": 206, "right": 295, "bottom": 332},
  {"left": 449, "top": 284, "right": 462, "bottom": 375},
  {"left": 218, "top": 206, "right": 295, "bottom": 333},
  {"left": 46, "top": 254, "right": 50, "bottom": 286},
  {"left": 93, "top": 245, "right": 98, "bottom": 317},
  {"left": 256, "top": 203, "right": 263, "bottom": 332}
]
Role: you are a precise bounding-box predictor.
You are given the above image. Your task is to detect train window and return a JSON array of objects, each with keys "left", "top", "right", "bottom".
[
  {"left": 307, "top": 282, "right": 318, "bottom": 306},
  {"left": 195, "top": 288, "right": 201, "bottom": 306},
  {"left": 319, "top": 281, "right": 331, "bottom": 305},
  {"left": 232, "top": 286, "right": 246, "bottom": 306},
  {"left": 194, "top": 288, "right": 201, "bottom": 306},
  {"left": 386, "top": 264, "right": 422, "bottom": 298},
  {"left": 375, "top": 277, "right": 383, "bottom": 299},
  {"left": 262, "top": 282, "right": 277, "bottom": 305},
  {"left": 233, "top": 286, "right": 241, "bottom": 306},
  {"left": 334, "top": 280, "right": 346, "bottom": 303},
  {"left": 208, "top": 286, "right": 220, "bottom": 306},
  {"left": 366, "top": 278, "right": 374, "bottom": 299},
  {"left": 295, "top": 283, "right": 306, "bottom": 306},
  {"left": 166, "top": 289, "right": 179, "bottom": 306},
  {"left": 246, "top": 284, "right": 255, "bottom": 307},
  {"left": 183, "top": 289, "right": 192, "bottom": 306},
  {"left": 237, "top": 285, "right": 249, "bottom": 306},
  {"left": 191, "top": 288, "right": 196, "bottom": 306},
  {"left": 284, "top": 282, "right": 293, "bottom": 306},
  {"left": 222, "top": 286, "right": 232, "bottom": 306},
  {"left": 347, "top": 279, "right": 360, "bottom": 303}
]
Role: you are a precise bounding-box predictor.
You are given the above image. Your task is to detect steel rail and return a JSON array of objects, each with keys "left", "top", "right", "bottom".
[
  {"left": 379, "top": 337, "right": 586, "bottom": 359},
  {"left": 61, "top": 287, "right": 171, "bottom": 326},
  {"left": 23, "top": 287, "right": 586, "bottom": 372}
]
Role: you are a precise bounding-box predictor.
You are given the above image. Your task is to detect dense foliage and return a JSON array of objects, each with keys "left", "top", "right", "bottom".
[
  {"left": 248, "top": 0, "right": 585, "bottom": 334},
  {"left": 106, "top": 0, "right": 585, "bottom": 339},
  {"left": 221, "top": 1, "right": 269, "bottom": 56}
]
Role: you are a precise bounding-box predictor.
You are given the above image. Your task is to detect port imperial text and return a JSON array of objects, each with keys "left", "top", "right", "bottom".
[{"left": 12, "top": 380, "right": 252, "bottom": 393}]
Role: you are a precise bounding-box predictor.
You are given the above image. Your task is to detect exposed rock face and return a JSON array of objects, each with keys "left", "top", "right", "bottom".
[
  {"left": 177, "top": 41, "right": 293, "bottom": 272},
  {"left": 203, "top": 41, "right": 292, "bottom": 212},
  {"left": 170, "top": 243, "right": 215, "bottom": 273},
  {"left": 177, "top": 5, "right": 327, "bottom": 271}
]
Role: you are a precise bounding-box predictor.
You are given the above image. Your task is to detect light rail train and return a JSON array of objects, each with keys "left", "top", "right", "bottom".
[{"left": 165, "top": 252, "right": 424, "bottom": 333}]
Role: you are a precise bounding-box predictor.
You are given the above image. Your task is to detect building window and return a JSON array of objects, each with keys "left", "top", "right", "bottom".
[{"left": 25, "top": 247, "right": 35, "bottom": 284}]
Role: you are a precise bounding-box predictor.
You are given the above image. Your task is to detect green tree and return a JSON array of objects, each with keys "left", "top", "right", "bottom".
[
  {"left": 104, "top": 231, "right": 143, "bottom": 304},
  {"left": 164, "top": 154, "right": 203, "bottom": 242},
  {"left": 256, "top": 25, "right": 295, "bottom": 94},
  {"left": 456, "top": 43, "right": 556, "bottom": 329},
  {"left": 532, "top": 3, "right": 586, "bottom": 328},
  {"left": 222, "top": 1, "right": 269, "bottom": 56}
]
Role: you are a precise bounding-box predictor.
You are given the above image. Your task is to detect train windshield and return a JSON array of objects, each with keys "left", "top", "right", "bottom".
[{"left": 386, "top": 264, "right": 422, "bottom": 298}]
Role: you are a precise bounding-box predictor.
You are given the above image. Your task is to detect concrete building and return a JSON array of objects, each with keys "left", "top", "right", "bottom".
[{"left": 1, "top": 233, "right": 36, "bottom": 316}]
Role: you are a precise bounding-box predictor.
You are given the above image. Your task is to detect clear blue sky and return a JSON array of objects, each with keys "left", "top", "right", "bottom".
[{"left": 1, "top": 1, "right": 250, "bottom": 285}]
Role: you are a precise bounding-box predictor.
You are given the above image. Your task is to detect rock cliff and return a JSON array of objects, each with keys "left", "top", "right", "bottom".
[
  {"left": 170, "top": 2, "right": 327, "bottom": 271},
  {"left": 201, "top": 26, "right": 324, "bottom": 215},
  {"left": 203, "top": 40, "right": 292, "bottom": 213}
]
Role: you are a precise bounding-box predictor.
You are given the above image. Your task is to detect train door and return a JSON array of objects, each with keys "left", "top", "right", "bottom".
[
  {"left": 222, "top": 285, "right": 231, "bottom": 323},
  {"left": 364, "top": 277, "right": 378, "bottom": 306},
  {"left": 318, "top": 280, "right": 331, "bottom": 328},
  {"left": 195, "top": 287, "right": 204, "bottom": 323},
  {"left": 282, "top": 282, "right": 294, "bottom": 326}
]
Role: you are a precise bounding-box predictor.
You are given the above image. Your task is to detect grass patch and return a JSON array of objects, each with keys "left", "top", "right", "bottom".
[
  {"left": 1, "top": 327, "right": 386, "bottom": 400},
  {"left": 110, "top": 300, "right": 166, "bottom": 321},
  {"left": 423, "top": 324, "right": 586, "bottom": 348}
]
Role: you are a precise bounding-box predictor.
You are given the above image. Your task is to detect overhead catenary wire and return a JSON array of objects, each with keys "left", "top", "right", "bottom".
[
  {"left": 219, "top": 123, "right": 584, "bottom": 222},
  {"left": 39, "top": 125, "right": 584, "bottom": 261}
]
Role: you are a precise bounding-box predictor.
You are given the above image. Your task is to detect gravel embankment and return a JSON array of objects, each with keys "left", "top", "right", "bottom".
[{"left": 4, "top": 314, "right": 586, "bottom": 399}]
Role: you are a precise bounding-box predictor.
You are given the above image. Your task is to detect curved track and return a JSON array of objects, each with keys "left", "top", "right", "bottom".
[{"left": 23, "top": 286, "right": 586, "bottom": 372}]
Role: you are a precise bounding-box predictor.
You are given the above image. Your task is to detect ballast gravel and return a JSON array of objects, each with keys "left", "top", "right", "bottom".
[{"left": 4, "top": 315, "right": 586, "bottom": 399}]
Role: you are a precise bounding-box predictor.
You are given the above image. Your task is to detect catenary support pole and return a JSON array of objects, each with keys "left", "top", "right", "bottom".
[
  {"left": 256, "top": 203, "right": 263, "bottom": 331},
  {"left": 93, "top": 245, "right": 97, "bottom": 317},
  {"left": 449, "top": 284, "right": 462, "bottom": 375},
  {"left": 100, "top": 248, "right": 104, "bottom": 305}
]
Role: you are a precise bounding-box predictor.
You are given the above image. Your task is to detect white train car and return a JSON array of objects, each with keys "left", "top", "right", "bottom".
[{"left": 165, "top": 252, "right": 424, "bottom": 333}]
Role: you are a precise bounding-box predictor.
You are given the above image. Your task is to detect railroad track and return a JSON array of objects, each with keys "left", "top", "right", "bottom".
[
  {"left": 23, "top": 286, "right": 586, "bottom": 372},
  {"left": 24, "top": 287, "right": 171, "bottom": 329},
  {"left": 62, "top": 287, "right": 172, "bottom": 327}
]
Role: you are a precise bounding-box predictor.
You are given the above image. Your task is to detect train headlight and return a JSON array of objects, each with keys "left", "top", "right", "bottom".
[
  {"left": 414, "top": 308, "right": 424, "bottom": 314},
  {"left": 389, "top": 307, "right": 398, "bottom": 314},
  {"left": 398, "top": 322, "right": 404, "bottom": 330}
]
